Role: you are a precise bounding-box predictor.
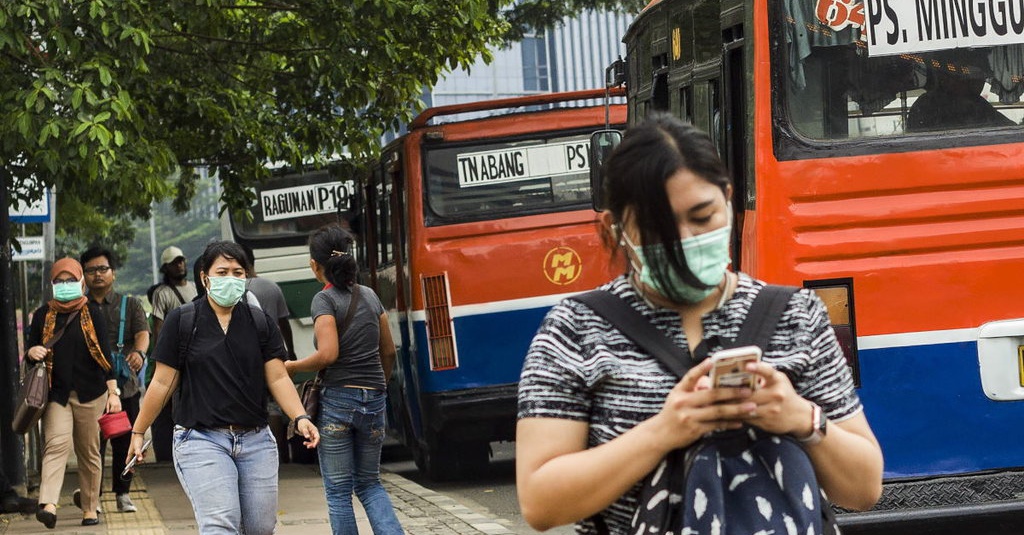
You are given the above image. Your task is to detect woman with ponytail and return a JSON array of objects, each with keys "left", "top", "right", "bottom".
[
  {"left": 285, "top": 223, "right": 403, "bottom": 535},
  {"left": 25, "top": 258, "right": 117, "bottom": 528}
]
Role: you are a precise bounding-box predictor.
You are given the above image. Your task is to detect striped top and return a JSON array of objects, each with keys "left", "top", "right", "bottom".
[{"left": 517, "top": 273, "right": 861, "bottom": 535}]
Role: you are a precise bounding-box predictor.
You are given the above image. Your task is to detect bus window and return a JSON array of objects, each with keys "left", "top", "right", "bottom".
[
  {"left": 375, "top": 170, "right": 394, "bottom": 266},
  {"left": 778, "top": 1, "right": 1024, "bottom": 141},
  {"left": 230, "top": 168, "right": 355, "bottom": 247},
  {"left": 422, "top": 133, "right": 593, "bottom": 225},
  {"left": 679, "top": 85, "right": 694, "bottom": 124}
]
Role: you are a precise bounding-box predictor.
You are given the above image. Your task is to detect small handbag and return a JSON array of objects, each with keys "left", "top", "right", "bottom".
[
  {"left": 289, "top": 285, "right": 361, "bottom": 438},
  {"left": 12, "top": 363, "right": 50, "bottom": 434},
  {"left": 98, "top": 411, "right": 132, "bottom": 440},
  {"left": 12, "top": 309, "right": 81, "bottom": 434}
]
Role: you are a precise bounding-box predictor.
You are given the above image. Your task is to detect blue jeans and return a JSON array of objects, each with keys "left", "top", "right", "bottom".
[
  {"left": 318, "top": 386, "right": 402, "bottom": 535},
  {"left": 173, "top": 425, "right": 279, "bottom": 535}
]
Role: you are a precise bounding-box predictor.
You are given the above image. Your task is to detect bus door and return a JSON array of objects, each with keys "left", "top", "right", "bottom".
[{"left": 720, "top": 3, "right": 749, "bottom": 270}]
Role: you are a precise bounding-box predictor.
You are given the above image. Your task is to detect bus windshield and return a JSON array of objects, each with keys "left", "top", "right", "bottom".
[
  {"left": 422, "top": 132, "right": 593, "bottom": 226},
  {"left": 230, "top": 169, "right": 356, "bottom": 245},
  {"left": 778, "top": 0, "right": 1024, "bottom": 140}
]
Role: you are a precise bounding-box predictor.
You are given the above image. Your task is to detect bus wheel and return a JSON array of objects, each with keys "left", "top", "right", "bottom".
[{"left": 415, "top": 440, "right": 490, "bottom": 481}]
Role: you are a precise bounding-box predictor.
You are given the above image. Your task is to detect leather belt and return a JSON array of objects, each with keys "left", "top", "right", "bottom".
[{"left": 210, "top": 425, "right": 263, "bottom": 434}]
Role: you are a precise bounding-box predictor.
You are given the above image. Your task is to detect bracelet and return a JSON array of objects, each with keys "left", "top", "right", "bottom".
[
  {"left": 131, "top": 431, "right": 145, "bottom": 436},
  {"left": 293, "top": 414, "right": 312, "bottom": 425}
]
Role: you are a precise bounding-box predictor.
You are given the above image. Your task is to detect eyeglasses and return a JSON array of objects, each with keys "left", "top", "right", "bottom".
[
  {"left": 52, "top": 278, "right": 79, "bottom": 284},
  {"left": 84, "top": 266, "right": 112, "bottom": 275}
]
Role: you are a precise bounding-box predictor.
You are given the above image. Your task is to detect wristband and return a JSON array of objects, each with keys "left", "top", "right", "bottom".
[
  {"left": 131, "top": 431, "right": 145, "bottom": 436},
  {"left": 293, "top": 414, "right": 312, "bottom": 425},
  {"left": 796, "top": 402, "right": 827, "bottom": 445}
]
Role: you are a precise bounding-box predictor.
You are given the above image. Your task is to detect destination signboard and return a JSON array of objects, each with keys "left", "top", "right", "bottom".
[
  {"left": 864, "top": 0, "right": 1024, "bottom": 56},
  {"left": 456, "top": 140, "right": 590, "bottom": 188},
  {"left": 260, "top": 182, "right": 353, "bottom": 222}
]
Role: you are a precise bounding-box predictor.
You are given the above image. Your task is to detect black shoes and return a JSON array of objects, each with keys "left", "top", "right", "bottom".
[
  {"left": 1, "top": 492, "right": 36, "bottom": 514},
  {"left": 35, "top": 505, "right": 56, "bottom": 529},
  {"left": 81, "top": 516, "right": 100, "bottom": 526}
]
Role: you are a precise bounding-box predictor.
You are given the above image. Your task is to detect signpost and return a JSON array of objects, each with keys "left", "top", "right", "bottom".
[
  {"left": 7, "top": 187, "right": 51, "bottom": 224},
  {"left": 11, "top": 236, "right": 44, "bottom": 262}
]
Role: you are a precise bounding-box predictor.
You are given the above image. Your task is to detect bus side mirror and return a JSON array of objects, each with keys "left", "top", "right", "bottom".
[{"left": 589, "top": 129, "right": 621, "bottom": 211}]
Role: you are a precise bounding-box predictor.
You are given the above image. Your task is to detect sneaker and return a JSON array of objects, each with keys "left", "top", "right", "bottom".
[
  {"left": 115, "top": 494, "right": 137, "bottom": 513},
  {"left": 71, "top": 488, "right": 103, "bottom": 514}
]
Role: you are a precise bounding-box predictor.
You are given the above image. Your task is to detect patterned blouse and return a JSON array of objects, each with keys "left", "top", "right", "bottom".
[{"left": 517, "top": 273, "right": 862, "bottom": 535}]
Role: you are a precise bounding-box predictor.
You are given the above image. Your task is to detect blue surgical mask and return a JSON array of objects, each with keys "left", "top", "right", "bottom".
[
  {"left": 207, "top": 276, "right": 247, "bottom": 307},
  {"left": 623, "top": 225, "right": 732, "bottom": 304},
  {"left": 52, "top": 281, "right": 84, "bottom": 302}
]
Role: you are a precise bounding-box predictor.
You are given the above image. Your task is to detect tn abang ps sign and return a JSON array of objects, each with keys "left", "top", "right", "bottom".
[{"left": 865, "top": 0, "right": 1024, "bottom": 56}]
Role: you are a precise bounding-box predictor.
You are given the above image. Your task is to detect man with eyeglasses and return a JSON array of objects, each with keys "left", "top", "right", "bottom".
[{"left": 78, "top": 246, "right": 150, "bottom": 514}]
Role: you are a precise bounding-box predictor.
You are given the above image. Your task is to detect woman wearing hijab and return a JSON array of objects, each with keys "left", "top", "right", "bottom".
[{"left": 25, "top": 258, "right": 118, "bottom": 529}]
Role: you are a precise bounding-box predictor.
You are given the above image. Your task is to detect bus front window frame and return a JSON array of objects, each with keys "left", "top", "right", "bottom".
[
  {"left": 420, "top": 130, "right": 599, "bottom": 227},
  {"left": 769, "top": 0, "right": 1024, "bottom": 161}
]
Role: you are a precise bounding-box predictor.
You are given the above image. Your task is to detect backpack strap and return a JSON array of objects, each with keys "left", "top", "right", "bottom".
[
  {"left": 167, "top": 283, "right": 186, "bottom": 305},
  {"left": 731, "top": 284, "right": 799, "bottom": 350},
  {"left": 176, "top": 301, "right": 200, "bottom": 360},
  {"left": 117, "top": 294, "right": 128, "bottom": 353},
  {"left": 245, "top": 303, "right": 271, "bottom": 348},
  {"left": 571, "top": 284, "right": 800, "bottom": 380},
  {"left": 571, "top": 290, "right": 696, "bottom": 379}
]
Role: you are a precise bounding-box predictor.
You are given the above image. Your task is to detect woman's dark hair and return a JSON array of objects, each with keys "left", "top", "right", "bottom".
[
  {"left": 199, "top": 241, "right": 251, "bottom": 276},
  {"left": 308, "top": 223, "right": 357, "bottom": 288},
  {"left": 602, "top": 113, "right": 731, "bottom": 296},
  {"left": 193, "top": 257, "right": 206, "bottom": 298}
]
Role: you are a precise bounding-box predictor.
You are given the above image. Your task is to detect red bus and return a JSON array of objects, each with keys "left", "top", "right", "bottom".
[
  {"left": 355, "top": 89, "right": 626, "bottom": 478},
  {"left": 605, "top": 0, "right": 1024, "bottom": 531}
]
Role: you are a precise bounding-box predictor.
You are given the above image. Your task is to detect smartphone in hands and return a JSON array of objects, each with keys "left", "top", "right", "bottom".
[
  {"left": 122, "top": 439, "right": 152, "bottom": 478},
  {"left": 709, "top": 346, "right": 762, "bottom": 390}
]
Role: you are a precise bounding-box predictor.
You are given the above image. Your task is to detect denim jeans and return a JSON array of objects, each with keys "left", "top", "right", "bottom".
[
  {"left": 173, "top": 425, "right": 279, "bottom": 535},
  {"left": 318, "top": 386, "right": 403, "bottom": 535}
]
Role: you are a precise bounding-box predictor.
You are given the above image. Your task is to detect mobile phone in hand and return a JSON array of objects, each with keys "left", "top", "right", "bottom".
[
  {"left": 122, "top": 439, "right": 152, "bottom": 477},
  {"left": 709, "top": 346, "right": 762, "bottom": 389}
]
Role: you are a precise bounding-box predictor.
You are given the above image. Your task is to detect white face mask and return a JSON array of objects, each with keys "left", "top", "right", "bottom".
[
  {"left": 52, "top": 281, "right": 84, "bottom": 302},
  {"left": 206, "top": 276, "right": 246, "bottom": 307},
  {"left": 623, "top": 225, "right": 732, "bottom": 304}
]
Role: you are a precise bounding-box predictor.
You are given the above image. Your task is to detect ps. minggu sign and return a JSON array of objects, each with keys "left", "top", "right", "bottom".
[{"left": 864, "top": 0, "right": 1024, "bottom": 56}]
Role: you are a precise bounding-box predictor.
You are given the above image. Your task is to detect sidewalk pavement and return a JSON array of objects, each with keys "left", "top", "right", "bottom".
[{"left": 0, "top": 461, "right": 517, "bottom": 535}]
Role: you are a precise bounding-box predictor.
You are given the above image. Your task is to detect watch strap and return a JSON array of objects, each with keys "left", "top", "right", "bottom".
[{"left": 797, "top": 402, "right": 826, "bottom": 445}]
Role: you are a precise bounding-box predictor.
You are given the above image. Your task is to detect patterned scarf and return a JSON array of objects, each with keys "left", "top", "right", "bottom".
[{"left": 42, "top": 304, "right": 110, "bottom": 373}]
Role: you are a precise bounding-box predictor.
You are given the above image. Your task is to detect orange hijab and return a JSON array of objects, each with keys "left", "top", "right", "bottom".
[
  {"left": 48, "top": 258, "right": 87, "bottom": 313},
  {"left": 43, "top": 258, "right": 109, "bottom": 371}
]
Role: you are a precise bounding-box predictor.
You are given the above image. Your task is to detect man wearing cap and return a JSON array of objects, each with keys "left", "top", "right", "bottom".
[
  {"left": 150, "top": 245, "right": 197, "bottom": 341},
  {"left": 148, "top": 245, "right": 197, "bottom": 461}
]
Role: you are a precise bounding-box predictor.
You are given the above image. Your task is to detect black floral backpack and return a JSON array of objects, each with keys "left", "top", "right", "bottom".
[{"left": 574, "top": 285, "right": 840, "bottom": 535}]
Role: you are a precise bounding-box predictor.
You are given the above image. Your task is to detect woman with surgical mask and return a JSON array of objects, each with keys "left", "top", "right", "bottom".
[
  {"left": 26, "top": 258, "right": 117, "bottom": 528},
  {"left": 515, "top": 114, "right": 883, "bottom": 535},
  {"left": 127, "top": 241, "right": 318, "bottom": 535}
]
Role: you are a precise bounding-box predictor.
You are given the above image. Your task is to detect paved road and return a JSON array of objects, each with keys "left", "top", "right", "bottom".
[{"left": 382, "top": 442, "right": 574, "bottom": 535}]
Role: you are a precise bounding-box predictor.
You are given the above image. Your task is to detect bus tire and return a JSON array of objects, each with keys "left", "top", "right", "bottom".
[{"left": 415, "top": 439, "right": 490, "bottom": 481}]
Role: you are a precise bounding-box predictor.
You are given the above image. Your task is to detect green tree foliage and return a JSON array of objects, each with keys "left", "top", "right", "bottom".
[
  {"left": 0, "top": 0, "right": 644, "bottom": 234},
  {"left": 502, "top": 0, "right": 646, "bottom": 41},
  {"left": 0, "top": 0, "right": 512, "bottom": 224}
]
